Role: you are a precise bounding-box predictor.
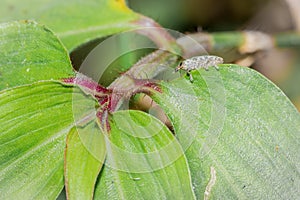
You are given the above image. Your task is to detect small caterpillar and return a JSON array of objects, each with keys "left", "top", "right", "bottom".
[{"left": 175, "top": 55, "right": 223, "bottom": 82}]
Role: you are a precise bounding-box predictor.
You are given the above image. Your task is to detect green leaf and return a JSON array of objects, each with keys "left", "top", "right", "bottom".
[
  {"left": 0, "top": 21, "right": 74, "bottom": 90},
  {"left": 0, "top": 0, "right": 141, "bottom": 51},
  {"left": 0, "top": 81, "right": 97, "bottom": 199},
  {"left": 94, "top": 110, "right": 196, "bottom": 199},
  {"left": 152, "top": 65, "right": 300, "bottom": 199},
  {"left": 65, "top": 124, "right": 106, "bottom": 200}
]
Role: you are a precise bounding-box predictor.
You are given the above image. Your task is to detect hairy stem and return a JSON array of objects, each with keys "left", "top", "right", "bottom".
[{"left": 108, "top": 30, "right": 300, "bottom": 111}]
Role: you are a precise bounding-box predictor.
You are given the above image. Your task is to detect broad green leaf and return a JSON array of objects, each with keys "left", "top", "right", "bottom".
[
  {"left": 0, "top": 81, "right": 97, "bottom": 199},
  {"left": 0, "top": 0, "right": 141, "bottom": 51},
  {"left": 0, "top": 21, "right": 74, "bottom": 90},
  {"left": 152, "top": 65, "right": 300, "bottom": 199},
  {"left": 65, "top": 124, "right": 106, "bottom": 200},
  {"left": 94, "top": 110, "right": 196, "bottom": 199}
]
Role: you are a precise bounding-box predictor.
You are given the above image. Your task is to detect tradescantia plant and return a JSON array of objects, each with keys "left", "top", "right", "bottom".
[{"left": 0, "top": 0, "right": 300, "bottom": 200}]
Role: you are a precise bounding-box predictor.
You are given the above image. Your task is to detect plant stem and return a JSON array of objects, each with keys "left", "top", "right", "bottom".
[{"left": 108, "top": 30, "right": 300, "bottom": 111}]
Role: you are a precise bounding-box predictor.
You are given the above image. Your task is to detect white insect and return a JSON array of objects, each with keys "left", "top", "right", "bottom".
[{"left": 175, "top": 55, "right": 224, "bottom": 82}]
